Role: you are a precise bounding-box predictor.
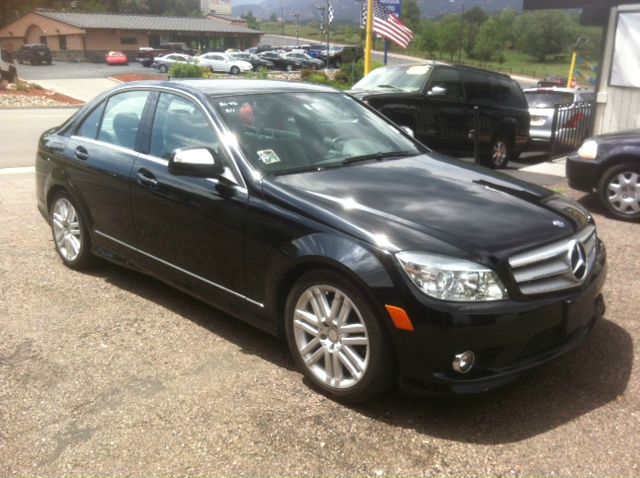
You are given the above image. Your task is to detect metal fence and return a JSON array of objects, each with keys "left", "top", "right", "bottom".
[{"left": 548, "top": 102, "right": 594, "bottom": 159}]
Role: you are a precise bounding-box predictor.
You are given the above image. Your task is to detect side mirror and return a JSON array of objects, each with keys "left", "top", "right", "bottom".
[
  {"left": 400, "top": 125, "right": 414, "bottom": 137},
  {"left": 168, "top": 147, "right": 224, "bottom": 178},
  {"left": 427, "top": 86, "right": 447, "bottom": 97}
]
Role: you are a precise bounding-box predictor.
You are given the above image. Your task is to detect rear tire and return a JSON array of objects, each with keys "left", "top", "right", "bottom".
[
  {"left": 285, "top": 269, "right": 394, "bottom": 403},
  {"left": 597, "top": 162, "right": 640, "bottom": 221},
  {"left": 230, "top": 65, "right": 240, "bottom": 75},
  {"left": 158, "top": 64, "right": 168, "bottom": 73},
  {"left": 286, "top": 64, "right": 294, "bottom": 72},
  {"left": 482, "top": 134, "right": 512, "bottom": 169},
  {"left": 49, "top": 191, "right": 94, "bottom": 270}
]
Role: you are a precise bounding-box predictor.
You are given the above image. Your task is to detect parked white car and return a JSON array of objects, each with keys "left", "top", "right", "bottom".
[{"left": 194, "top": 52, "right": 252, "bottom": 75}]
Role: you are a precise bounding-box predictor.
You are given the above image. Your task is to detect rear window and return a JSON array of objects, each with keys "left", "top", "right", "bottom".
[
  {"left": 492, "top": 76, "right": 527, "bottom": 108},
  {"left": 524, "top": 91, "right": 575, "bottom": 108}
]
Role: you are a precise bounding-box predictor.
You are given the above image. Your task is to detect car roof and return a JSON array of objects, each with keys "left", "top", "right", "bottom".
[{"left": 115, "top": 79, "right": 338, "bottom": 97}]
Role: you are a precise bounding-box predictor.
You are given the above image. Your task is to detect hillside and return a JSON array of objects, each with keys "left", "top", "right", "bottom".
[{"left": 232, "top": 0, "right": 523, "bottom": 22}]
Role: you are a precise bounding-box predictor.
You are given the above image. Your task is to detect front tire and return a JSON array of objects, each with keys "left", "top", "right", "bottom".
[
  {"left": 597, "top": 162, "right": 640, "bottom": 221},
  {"left": 286, "top": 63, "right": 294, "bottom": 72},
  {"left": 49, "top": 191, "right": 94, "bottom": 270},
  {"left": 285, "top": 270, "right": 394, "bottom": 403}
]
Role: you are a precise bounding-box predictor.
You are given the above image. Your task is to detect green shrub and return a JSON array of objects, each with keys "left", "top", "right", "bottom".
[{"left": 169, "top": 62, "right": 207, "bottom": 78}]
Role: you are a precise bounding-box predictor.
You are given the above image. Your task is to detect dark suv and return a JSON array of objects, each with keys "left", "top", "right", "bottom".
[
  {"left": 319, "top": 45, "right": 364, "bottom": 67},
  {"left": 349, "top": 63, "right": 530, "bottom": 168},
  {"left": 17, "top": 44, "right": 52, "bottom": 65}
]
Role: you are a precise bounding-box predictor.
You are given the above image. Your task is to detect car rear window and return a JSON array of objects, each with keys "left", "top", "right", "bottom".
[{"left": 524, "top": 91, "right": 575, "bottom": 108}]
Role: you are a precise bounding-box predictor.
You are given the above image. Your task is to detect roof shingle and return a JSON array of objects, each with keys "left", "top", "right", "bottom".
[{"left": 35, "top": 10, "right": 260, "bottom": 35}]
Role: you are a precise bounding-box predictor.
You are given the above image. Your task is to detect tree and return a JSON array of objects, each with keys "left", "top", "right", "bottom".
[
  {"left": 269, "top": 12, "right": 278, "bottom": 22},
  {"left": 514, "top": 10, "right": 573, "bottom": 62},
  {"left": 242, "top": 10, "right": 259, "bottom": 30},
  {"left": 436, "top": 15, "right": 463, "bottom": 62},
  {"left": 401, "top": 0, "right": 421, "bottom": 38},
  {"left": 417, "top": 20, "right": 438, "bottom": 59},
  {"left": 472, "top": 17, "right": 502, "bottom": 61}
]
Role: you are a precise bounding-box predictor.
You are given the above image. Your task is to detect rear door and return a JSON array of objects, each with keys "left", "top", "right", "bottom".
[{"left": 65, "top": 89, "right": 151, "bottom": 254}]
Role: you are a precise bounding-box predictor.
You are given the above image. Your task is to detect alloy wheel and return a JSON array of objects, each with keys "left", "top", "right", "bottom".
[
  {"left": 52, "top": 197, "right": 82, "bottom": 262},
  {"left": 292, "top": 284, "right": 370, "bottom": 390}
]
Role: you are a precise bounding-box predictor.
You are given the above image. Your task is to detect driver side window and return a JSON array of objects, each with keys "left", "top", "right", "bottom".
[
  {"left": 150, "top": 93, "right": 219, "bottom": 160},
  {"left": 429, "top": 68, "right": 464, "bottom": 101}
]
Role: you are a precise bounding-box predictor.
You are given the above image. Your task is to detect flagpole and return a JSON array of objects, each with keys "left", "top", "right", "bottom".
[
  {"left": 364, "top": 0, "right": 373, "bottom": 75},
  {"left": 326, "top": 0, "right": 330, "bottom": 69}
]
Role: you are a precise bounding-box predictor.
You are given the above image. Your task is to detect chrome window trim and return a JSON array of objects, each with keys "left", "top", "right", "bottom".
[
  {"left": 71, "top": 83, "right": 248, "bottom": 189},
  {"left": 94, "top": 229, "right": 264, "bottom": 308},
  {"left": 70, "top": 135, "right": 140, "bottom": 157}
]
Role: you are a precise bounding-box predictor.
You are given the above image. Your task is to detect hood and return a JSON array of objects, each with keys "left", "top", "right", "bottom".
[
  {"left": 265, "top": 155, "right": 589, "bottom": 259},
  {"left": 592, "top": 129, "right": 640, "bottom": 144}
]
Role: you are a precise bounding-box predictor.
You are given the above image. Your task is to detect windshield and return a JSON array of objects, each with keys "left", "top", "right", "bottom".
[
  {"left": 211, "top": 92, "right": 422, "bottom": 176},
  {"left": 351, "top": 64, "right": 432, "bottom": 93},
  {"left": 524, "top": 91, "right": 575, "bottom": 108}
]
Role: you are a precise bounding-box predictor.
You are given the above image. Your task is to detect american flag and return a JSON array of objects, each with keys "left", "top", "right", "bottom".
[{"left": 371, "top": 0, "right": 413, "bottom": 49}]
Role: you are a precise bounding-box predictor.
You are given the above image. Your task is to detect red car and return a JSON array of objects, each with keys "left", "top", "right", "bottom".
[{"left": 106, "top": 51, "right": 129, "bottom": 66}]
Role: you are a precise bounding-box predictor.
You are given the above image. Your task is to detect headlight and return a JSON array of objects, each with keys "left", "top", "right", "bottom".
[
  {"left": 577, "top": 139, "right": 598, "bottom": 160},
  {"left": 396, "top": 252, "right": 508, "bottom": 302}
]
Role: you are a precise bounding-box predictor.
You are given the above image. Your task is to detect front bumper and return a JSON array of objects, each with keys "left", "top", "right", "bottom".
[
  {"left": 392, "top": 240, "right": 607, "bottom": 396},
  {"left": 566, "top": 153, "right": 600, "bottom": 192}
]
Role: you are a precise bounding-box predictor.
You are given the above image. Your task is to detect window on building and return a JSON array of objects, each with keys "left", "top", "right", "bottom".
[
  {"left": 120, "top": 37, "right": 138, "bottom": 45},
  {"left": 59, "top": 35, "right": 67, "bottom": 50}
]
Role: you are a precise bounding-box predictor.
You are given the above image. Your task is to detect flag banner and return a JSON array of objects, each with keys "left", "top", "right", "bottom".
[
  {"left": 328, "top": 2, "right": 335, "bottom": 25},
  {"left": 371, "top": 0, "right": 413, "bottom": 48}
]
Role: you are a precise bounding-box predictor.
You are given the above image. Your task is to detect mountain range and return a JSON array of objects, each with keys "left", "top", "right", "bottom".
[{"left": 232, "top": 0, "right": 523, "bottom": 22}]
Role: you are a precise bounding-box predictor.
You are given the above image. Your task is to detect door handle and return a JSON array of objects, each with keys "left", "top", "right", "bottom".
[
  {"left": 137, "top": 169, "right": 158, "bottom": 189},
  {"left": 75, "top": 146, "right": 89, "bottom": 160}
]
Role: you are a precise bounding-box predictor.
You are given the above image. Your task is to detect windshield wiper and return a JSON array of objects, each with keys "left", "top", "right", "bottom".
[
  {"left": 342, "top": 150, "right": 414, "bottom": 165},
  {"left": 374, "top": 84, "right": 403, "bottom": 91}
]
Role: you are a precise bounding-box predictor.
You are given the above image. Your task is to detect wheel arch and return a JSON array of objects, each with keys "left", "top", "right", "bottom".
[
  {"left": 595, "top": 154, "right": 640, "bottom": 189},
  {"left": 269, "top": 233, "right": 395, "bottom": 337},
  {"left": 45, "top": 177, "right": 94, "bottom": 232}
]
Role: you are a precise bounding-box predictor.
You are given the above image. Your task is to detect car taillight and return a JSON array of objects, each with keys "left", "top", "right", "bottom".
[{"left": 564, "top": 112, "right": 584, "bottom": 129}]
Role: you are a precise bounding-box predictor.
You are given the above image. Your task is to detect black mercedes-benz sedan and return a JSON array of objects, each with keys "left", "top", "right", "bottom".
[{"left": 36, "top": 79, "right": 607, "bottom": 403}]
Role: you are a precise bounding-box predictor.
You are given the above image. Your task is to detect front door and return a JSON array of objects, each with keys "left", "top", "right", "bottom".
[{"left": 130, "top": 92, "right": 249, "bottom": 305}]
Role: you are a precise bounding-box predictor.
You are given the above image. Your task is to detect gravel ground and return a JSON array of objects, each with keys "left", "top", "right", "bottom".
[{"left": 0, "top": 173, "right": 638, "bottom": 476}]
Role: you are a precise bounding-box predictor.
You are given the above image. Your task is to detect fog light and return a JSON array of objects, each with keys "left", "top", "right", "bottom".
[{"left": 452, "top": 351, "right": 475, "bottom": 374}]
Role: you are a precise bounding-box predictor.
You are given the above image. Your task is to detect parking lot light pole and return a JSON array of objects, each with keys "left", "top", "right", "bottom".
[{"left": 293, "top": 12, "right": 300, "bottom": 46}]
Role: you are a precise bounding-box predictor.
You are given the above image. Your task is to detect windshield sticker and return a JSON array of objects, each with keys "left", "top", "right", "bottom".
[
  {"left": 406, "top": 65, "right": 431, "bottom": 75},
  {"left": 257, "top": 149, "right": 281, "bottom": 164}
]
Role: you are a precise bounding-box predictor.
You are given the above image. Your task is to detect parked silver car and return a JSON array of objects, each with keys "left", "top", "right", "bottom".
[
  {"left": 151, "top": 53, "right": 193, "bottom": 73},
  {"left": 524, "top": 87, "right": 595, "bottom": 149}
]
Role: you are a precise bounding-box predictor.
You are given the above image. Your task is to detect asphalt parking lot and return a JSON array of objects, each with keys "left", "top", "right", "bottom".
[{"left": 0, "top": 166, "right": 638, "bottom": 475}]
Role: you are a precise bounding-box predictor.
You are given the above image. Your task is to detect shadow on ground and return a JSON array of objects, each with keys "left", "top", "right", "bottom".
[{"left": 84, "top": 259, "right": 632, "bottom": 446}]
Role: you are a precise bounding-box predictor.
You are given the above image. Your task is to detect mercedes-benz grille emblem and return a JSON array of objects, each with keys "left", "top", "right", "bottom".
[{"left": 567, "top": 240, "right": 588, "bottom": 281}]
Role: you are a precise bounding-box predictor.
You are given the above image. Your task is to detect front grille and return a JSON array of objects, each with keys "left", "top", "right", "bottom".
[{"left": 509, "top": 225, "right": 597, "bottom": 296}]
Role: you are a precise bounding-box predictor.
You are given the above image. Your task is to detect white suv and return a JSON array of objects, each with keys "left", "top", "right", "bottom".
[{"left": 0, "top": 49, "right": 17, "bottom": 84}]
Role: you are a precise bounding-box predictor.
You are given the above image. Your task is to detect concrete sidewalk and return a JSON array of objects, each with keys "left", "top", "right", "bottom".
[{"left": 32, "top": 78, "right": 119, "bottom": 103}]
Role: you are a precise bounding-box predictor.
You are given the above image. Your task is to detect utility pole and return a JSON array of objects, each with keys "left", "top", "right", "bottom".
[
  {"left": 458, "top": 2, "right": 464, "bottom": 64},
  {"left": 293, "top": 12, "right": 300, "bottom": 46}
]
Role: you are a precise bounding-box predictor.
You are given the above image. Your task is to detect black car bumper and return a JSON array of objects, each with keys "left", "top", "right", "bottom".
[
  {"left": 392, "top": 241, "right": 607, "bottom": 396},
  {"left": 566, "top": 153, "right": 600, "bottom": 192}
]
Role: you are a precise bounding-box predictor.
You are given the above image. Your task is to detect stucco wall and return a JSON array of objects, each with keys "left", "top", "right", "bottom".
[
  {"left": 0, "top": 11, "right": 84, "bottom": 53},
  {"left": 84, "top": 29, "right": 150, "bottom": 51}
]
